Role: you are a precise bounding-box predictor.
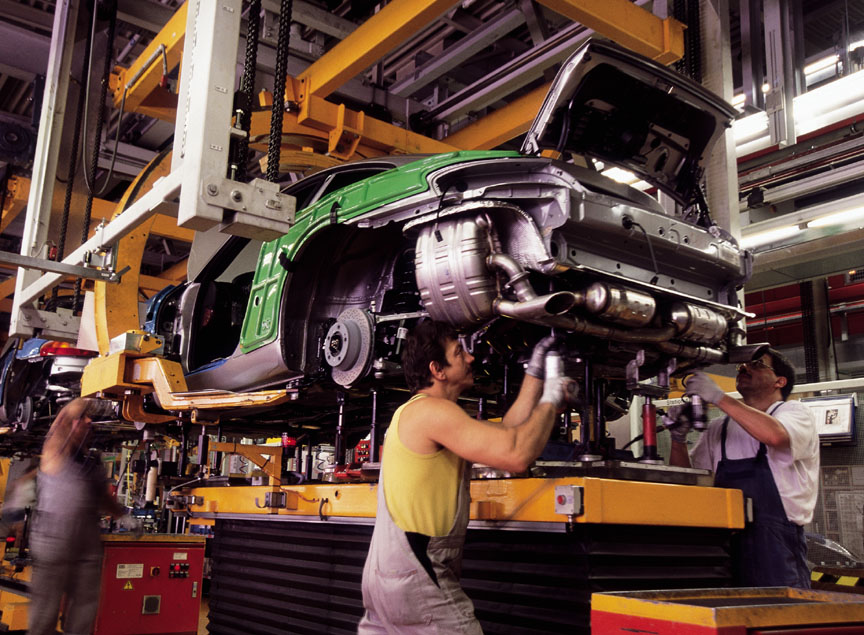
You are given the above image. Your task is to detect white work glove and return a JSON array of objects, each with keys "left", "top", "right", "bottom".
[
  {"left": 662, "top": 404, "right": 693, "bottom": 444},
  {"left": 684, "top": 371, "right": 725, "bottom": 405},
  {"left": 116, "top": 513, "right": 142, "bottom": 533},
  {"left": 525, "top": 334, "right": 561, "bottom": 379},
  {"left": 539, "top": 352, "right": 578, "bottom": 410}
]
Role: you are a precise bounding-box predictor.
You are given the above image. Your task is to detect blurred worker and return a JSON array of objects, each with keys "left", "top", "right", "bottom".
[
  {"left": 1, "top": 459, "right": 38, "bottom": 550},
  {"left": 359, "top": 322, "right": 576, "bottom": 633},
  {"left": 29, "top": 398, "right": 137, "bottom": 635},
  {"left": 668, "top": 349, "right": 818, "bottom": 588}
]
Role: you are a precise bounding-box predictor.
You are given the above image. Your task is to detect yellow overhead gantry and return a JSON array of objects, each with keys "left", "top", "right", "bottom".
[{"left": 109, "top": 0, "right": 684, "bottom": 162}]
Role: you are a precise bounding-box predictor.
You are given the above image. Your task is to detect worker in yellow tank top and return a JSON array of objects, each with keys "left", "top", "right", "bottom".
[{"left": 359, "top": 321, "right": 577, "bottom": 634}]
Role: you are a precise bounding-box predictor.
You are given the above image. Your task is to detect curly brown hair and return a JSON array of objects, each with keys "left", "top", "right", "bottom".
[{"left": 401, "top": 321, "right": 459, "bottom": 393}]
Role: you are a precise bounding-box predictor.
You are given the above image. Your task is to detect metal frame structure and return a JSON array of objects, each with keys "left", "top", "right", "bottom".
[
  {"left": 9, "top": 0, "right": 687, "bottom": 345},
  {"left": 10, "top": 0, "right": 296, "bottom": 341}
]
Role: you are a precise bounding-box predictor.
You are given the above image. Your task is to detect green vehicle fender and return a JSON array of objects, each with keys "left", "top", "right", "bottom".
[{"left": 239, "top": 150, "right": 519, "bottom": 352}]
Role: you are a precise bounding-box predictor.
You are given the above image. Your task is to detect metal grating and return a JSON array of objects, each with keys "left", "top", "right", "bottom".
[{"left": 207, "top": 518, "right": 732, "bottom": 635}]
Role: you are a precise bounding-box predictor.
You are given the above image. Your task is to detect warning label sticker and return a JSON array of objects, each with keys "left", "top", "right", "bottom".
[
  {"left": 116, "top": 563, "right": 144, "bottom": 579},
  {"left": 123, "top": 581, "right": 134, "bottom": 590},
  {"left": 172, "top": 552, "right": 188, "bottom": 560}
]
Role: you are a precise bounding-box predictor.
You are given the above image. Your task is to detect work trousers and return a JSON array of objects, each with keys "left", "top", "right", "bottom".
[{"left": 28, "top": 532, "right": 103, "bottom": 635}]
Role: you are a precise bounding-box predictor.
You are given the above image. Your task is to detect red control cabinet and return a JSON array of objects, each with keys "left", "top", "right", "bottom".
[{"left": 94, "top": 535, "right": 206, "bottom": 635}]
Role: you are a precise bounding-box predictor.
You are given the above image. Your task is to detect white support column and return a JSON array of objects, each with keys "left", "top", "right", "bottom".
[
  {"left": 10, "top": 0, "right": 79, "bottom": 338},
  {"left": 763, "top": 0, "right": 797, "bottom": 147},
  {"left": 739, "top": 0, "right": 764, "bottom": 112},
  {"left": 173, "top": 0, "right": 294, "bottom": 239},
  {"left": 174, "top": 0, "right": 243, "bottom": 230},
  {"left": 700, "top": 0, "right": 740, "bottom": 239}
]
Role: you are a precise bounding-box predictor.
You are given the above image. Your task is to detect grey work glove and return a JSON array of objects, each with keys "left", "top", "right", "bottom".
[
  {"left": 684, "top": 371, "right": 726, "bottom": 405},
  {"left": 662, "top": 404, "right": 693, "bottom": 444},
  {"left": 525, "top": 335, "right": 561, "bottom": 379},
  {"left": 539, "top": 352, "right": 578, "bottom": 410},
  {"left": 116, "top": 513, "right": 143, "bottom": 533}
]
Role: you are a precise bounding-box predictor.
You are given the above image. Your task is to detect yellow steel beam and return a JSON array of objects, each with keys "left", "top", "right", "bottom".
[
  {"left": 2, "top": 176, "right": 115, "bottom": 233},
  {"left": 94, "top": 153, "right": 173, "bottom": 355},
  {"left": 443, "top": 82, "right": 550, "bottom": 150},
  {"left": 1, "top": 175, "right": 28, "bottom": 234},
  {"left": 176, "top": 476, "right": 744, "bottom": 528},
  {"left": 0, "top": 277, "right": 18, "bottom": 310},
  {"left": 296, "top": 0, "right": 458, "bottom": 99},
  {"left": 82, "top": 350, "right": 292, "bottom": 420},
  {"left": 128, "top": 356, "right": 291, "bottom": 414},
  {"left": 149, "top": 214, "right": 195, "bottom": 242},
  {"left": 250, "top": 94, "right": 458, "bottom": 163},
  {"left": 536, "top": 0, "right": 685, "bottom": 64},
  {"left": 10, "top": 177, "right": 186, "bottom": 242},
  {"left": 443, "top": 4, "right": 686, "bottom": 151},
  {"left": 158, "top": 258, "right": 188, "bottom": 283},
  {"left": 210, "top": 442, "right": 284, "bottom": 485},
  {"left": 111, "top": 2, "right": 186, "bottom": 114},
  {"left": 296, "top": 94, "right": 458, "bottom": 155},
  {"left": 260, "top": 150, "right": 344, "bottom": 175},
  {"left": 139, "top": 270, "right": 185, "bottom": 296}
]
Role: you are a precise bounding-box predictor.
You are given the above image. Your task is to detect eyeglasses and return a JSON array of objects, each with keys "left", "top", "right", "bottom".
[{"left": 736, "top": 359, "right": 774, "bottom": 373}]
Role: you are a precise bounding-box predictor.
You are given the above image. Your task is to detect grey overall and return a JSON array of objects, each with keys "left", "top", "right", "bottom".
[
  {"left": 28, "top": 455, "right": 106, "bottom": 635},
  {"left": 358, "top": 457, "right": 482, "bottom": 634}
]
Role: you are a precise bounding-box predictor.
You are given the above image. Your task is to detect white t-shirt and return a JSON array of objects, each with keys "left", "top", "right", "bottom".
[{"left": 689, "top": 400, "right": 819, "bottom": 525}]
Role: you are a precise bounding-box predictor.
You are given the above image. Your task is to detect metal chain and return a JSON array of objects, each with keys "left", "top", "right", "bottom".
[
  {"left": 75, "top": 1, "right": 117, "bottom": 312},
  {"left": 235, "top": 0, "right": 262, "bottom": 182},
  {"left": 673, "top": 0, "right": 686, "bottom": 75},
  {"left": 266, "top": 0, "right": 293, "bottom": 183},
  {"left": 799, "top": 280, "right": 820, "bottom": 383},
  {"left": 686, "top": 0, "right": 702, "bottom": 83},
  {"left": 672, "top": 0, "right": 702, "bottom": 82}
]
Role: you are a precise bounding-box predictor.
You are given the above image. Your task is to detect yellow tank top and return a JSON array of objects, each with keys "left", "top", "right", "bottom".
[{"left": 382, "top": 394, "right": 464, "bottom": 537}]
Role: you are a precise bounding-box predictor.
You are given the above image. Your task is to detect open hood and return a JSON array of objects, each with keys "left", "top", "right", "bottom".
[{"left": 521, "top": 39, "right": 737, "bottom": 206}]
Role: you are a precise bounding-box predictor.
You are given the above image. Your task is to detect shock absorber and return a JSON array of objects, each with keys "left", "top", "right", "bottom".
[{"left": 640, "top": 398, "right": 662, "bottom": 463}]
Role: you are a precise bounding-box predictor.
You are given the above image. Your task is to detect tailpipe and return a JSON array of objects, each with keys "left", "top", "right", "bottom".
[
  {"left": 487, "top": 253, "right": 578, "bottom": 320},
  {"left": 494, "top": 293, "right": 577, "bottom": 321}
]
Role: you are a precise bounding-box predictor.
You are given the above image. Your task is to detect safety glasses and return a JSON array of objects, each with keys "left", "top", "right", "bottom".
[{"left": 736, "top": 359, "right": 774, "bottom": 374}]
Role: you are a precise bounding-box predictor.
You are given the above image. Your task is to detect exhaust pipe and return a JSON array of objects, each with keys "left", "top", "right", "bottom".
[
  {"left": 487, "top": 254, "right": 579, "bottom": 320},
  {"left": 486, "top": 252, "right": 727, "bottom": 363},
  {"left": 494, "top": 293, "right": 577, "bottom": 321}
]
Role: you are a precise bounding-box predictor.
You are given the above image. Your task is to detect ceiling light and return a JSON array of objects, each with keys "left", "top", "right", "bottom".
[
  {"left": 804, "top": 54, "right": 839, "bottom": 76},
  {"left": 849, "top": 39, "right": 864, "bottom": 51},
  {"left": 740, "top": 225, "right": 800, "bottom": 249},
  {"left": 807, "top": 206, "right": 864, "bottom": 228},
  {"left": 601, "top": 167, "right": 638, "bottom": 184}
]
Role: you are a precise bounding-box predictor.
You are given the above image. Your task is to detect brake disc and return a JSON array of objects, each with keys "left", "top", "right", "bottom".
[{"left": 323, "top": 308, "right": 375, "bottom": 387}]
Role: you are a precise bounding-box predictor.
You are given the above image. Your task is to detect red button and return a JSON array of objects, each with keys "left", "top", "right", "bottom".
[{"left": 557, "top": 495, "right": 566, "bottom": 505}]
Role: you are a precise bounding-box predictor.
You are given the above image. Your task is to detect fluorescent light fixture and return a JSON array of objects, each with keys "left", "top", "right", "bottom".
[
  {"left": 731, "top": 93, "right": 746, "bottom": 107},
  {"left": 736, "top": 68, "right": 864, "bottom": 156},
  {"left": 733, "top": 111, "right": 769, "bottom": 143},
  {"left": 600, "top": 166, "right": 651, "bottom": 191},
  {"left": 807, "top": 206, "right": 864, "bottom": 228},
  {"left": 740, "top": 225, "right": 799, "bottom": 249},
  {"left": 850, "top": 39, "right": 864, "bottom": 51},
  {"left": 602, "top": 167, "right": 638, "bottom": 184},
  {"left": 804, "top": 54, "right": 839, "bottom": 76}
]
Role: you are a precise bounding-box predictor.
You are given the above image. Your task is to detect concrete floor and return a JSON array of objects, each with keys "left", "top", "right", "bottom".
[{"left": 198, "top": 596, "right": 209, "bottom": 634}]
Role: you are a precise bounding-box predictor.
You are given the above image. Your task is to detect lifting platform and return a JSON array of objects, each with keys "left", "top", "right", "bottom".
[{"left": 168, "top": 465, "right": 746, "bottom": 634}]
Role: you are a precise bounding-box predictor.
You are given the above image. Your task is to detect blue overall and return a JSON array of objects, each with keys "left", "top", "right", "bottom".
[{"left": 713, "top": 408, "right": 810, "bottom": 588}]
